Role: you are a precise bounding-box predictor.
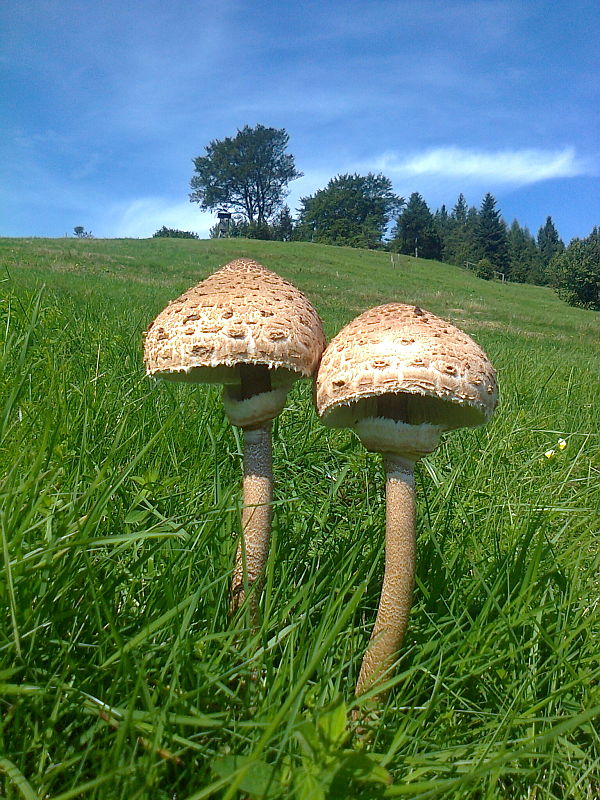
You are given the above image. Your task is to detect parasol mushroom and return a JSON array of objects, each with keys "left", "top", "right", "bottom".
[
  {"left": 144, "top": 258, "right": 325, "bottom": 618},
  {"left": 315, "top": 303, "right": 497, "bottom": 698}
]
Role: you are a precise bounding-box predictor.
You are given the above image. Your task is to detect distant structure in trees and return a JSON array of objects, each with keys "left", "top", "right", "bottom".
[
  {"left": 216, "top": 209, "right": 232, "bottom": 238},
  {"left": 73, "top": 226, "right": 93, "bottom": 239},
  {"left": 190, "top": 124, "right": 302, "bottom": 226}
]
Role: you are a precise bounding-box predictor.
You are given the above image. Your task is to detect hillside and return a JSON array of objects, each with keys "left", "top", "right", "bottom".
[
  {"left": 0, "top": 236, "right": 598, "bottom": 799},
  {"left": 2, "top": 235, "right": 598, "bottom": 436},
  {"left": 2, "top": 234, "right": 598, "bottom": 341}
]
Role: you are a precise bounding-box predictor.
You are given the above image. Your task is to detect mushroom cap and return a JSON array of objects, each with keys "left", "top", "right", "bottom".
[
  {"left": 315, "top": 303, "right": 497, "bottom": 431},
  {"left": 144, "top": 258, "right": 326, "bottom": 387}
]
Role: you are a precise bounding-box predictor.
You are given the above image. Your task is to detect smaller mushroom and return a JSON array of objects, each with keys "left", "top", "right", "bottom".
[
  {"left": 315, "top": 303, "right": 497, "bottom": 698},
  {"left": 144, "top": 259, "right": 325, "bottom": 620}
]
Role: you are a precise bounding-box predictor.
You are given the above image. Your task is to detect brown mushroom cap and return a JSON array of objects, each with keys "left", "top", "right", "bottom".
[
  {"left": 144, "top": 258, "right": 326, "bottom": 387},
  {"left": 316, "top": 303, "right": 497, "bottom": 432}
]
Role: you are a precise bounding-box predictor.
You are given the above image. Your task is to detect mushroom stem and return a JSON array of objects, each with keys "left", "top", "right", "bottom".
[
  {"left": 355, "top": 455, "right": 416, "bottom": 698},
  {"left": 229, "top": 423, "right": 273, "bottom": 618}
]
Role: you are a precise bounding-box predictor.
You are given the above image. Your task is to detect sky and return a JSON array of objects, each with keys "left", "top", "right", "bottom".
[{"left": 1, "top": 0, "right": 598, "bottom": 243}]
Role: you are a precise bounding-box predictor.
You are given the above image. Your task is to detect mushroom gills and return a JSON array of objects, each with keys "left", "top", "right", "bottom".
[
  {"left": 330, "top": 390, "right": 486, "bottom": 429},
  {"left": 239, "top": 364, "right": 272, "bottom": 398},
  {"left": 376, "top": 391, "right": 477, "bottom": 426},
  {"left": 153, "top": 362, "right": 299, "bottom": 389}
]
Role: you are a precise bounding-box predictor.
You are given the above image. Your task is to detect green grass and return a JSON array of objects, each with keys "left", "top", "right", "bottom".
[{"left": 0, "top": 236, "right": 598, "bottom": 799}]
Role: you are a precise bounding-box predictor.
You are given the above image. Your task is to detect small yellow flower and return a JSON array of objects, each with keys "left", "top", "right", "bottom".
[
  {"left": 557, "top": 438, "right": 567, "bottom": 450},
  {"left": 544, "top": 449, "right": 556, "bottom": 459}
]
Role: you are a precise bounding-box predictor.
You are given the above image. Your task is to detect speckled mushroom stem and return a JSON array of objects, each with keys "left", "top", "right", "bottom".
[
  {"left": 355, "top": 454, "right": 416, "bottom": 698},
  {"left": 229, "top": 423, "right": 273, "bottom": 617}
]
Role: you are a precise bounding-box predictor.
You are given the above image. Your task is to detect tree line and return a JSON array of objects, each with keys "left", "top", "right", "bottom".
[{"left": 183, "top": 124, "right": 598, "bottom": 310}]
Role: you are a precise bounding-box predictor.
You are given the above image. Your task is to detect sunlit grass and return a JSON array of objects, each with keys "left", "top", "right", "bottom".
[{"left": 0, "top": 237, "right": 598, "bottom": 799}]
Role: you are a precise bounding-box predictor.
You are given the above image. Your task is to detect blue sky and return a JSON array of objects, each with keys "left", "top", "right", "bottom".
[{"left": 1, "top": 0, "right": 598, "bottom": 242}]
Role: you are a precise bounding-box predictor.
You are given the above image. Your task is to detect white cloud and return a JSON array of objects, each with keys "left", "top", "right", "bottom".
[
  {"left": 369, "top": 146, "right": 590, "bottom": 184},
  {"left": 108, "top": 197, "right": 215, "bottom": 238}
]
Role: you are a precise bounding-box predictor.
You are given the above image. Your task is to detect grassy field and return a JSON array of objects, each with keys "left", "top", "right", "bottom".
[{"left": 0, "top": 236, "right": 598, "bottom": 799}]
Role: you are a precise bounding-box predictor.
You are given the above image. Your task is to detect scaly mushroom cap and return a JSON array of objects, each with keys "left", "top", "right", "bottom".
[
  {"left": 316, "top": 303, "right": 497, "bottom": 457},
  {"left": 144, "top": 258, "right": 326, "bottom": 427},
  {"left": 145, "top": 258, "right": 325, "bottom": 381}
]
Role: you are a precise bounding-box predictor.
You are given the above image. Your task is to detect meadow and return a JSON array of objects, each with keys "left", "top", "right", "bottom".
[{"left": 0, "top": 236, "right": 598, "bottom": 799}]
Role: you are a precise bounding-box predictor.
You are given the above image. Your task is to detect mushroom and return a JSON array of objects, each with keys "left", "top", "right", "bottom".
[
  {"left": 144, "top": 258, "right": 325, "bottom": 618},
  {"left": 315, "top": 303, "right": 497, "bottom": 698}
]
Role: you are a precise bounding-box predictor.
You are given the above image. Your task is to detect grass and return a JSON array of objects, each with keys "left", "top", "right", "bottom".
[{"left": 0, "top": 236, "right": 598, "bottom": 799}]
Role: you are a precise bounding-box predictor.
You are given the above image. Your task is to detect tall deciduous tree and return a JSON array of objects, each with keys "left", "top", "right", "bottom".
[
  {"left": 391, "top": 192, "right": 441, "bottom": 259},
  {"left": 189, "top": 124, "right": 302, "bottom": 225},
  {"left": 476, "top": 193, "right": 508, "bottom": 274},
  {"left": 548, "top": 227, "right": 600, "bottom": 310},
  {"left": 296, "top": 173, "right": 402, "bottom": 249}
]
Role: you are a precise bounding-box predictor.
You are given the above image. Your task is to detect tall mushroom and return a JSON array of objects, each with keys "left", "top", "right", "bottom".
[
  {"left": 144, "top": 258, "right": 325, "bottom": 618},
  {"left": 315, "top": 303, "right": 497, "bottom": 698}
]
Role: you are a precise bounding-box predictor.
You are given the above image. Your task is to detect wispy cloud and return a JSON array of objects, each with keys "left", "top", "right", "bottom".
[
  {"left": 108, "top": 198, "right": 214, "bottom": 239},
  {"left": 369, "top": 147, "right": 591, "bottom": 185},
  {"left": 2, "top": 2, "right": 598, "bottom": 241}
]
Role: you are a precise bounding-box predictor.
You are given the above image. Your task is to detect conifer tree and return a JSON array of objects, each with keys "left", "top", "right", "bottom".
[
  {"left": 272, "top": 204, "right": 294, "bottom": 241},
  {"left": 507, "top": 220, "right": 541, "bottom": 283},
  {"left": 453, "top": 193, "right": 468, "bottom": 225},
  {"left": 476, "top": 193, "right": 509, "bottom": 275},
  {"left": 434, "top": 204, "right": 451, "bottom": 260},
  {"left": 444, "top": 194, "right": 474, "bottom": 266},
  {"left": 391, "top": 192, "right": 441, "bottom": 259},
  {"left": 537, "top": 216, "right": 564, "bottom": 276}
]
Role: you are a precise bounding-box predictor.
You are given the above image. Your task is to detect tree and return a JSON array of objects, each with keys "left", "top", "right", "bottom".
[
  {"left": 475, "top": 257, "right": 494, "bottom": 280},
  {"left": 507, "top": 220, "right": 541, "bottom": 283},
  {"left": 272, "top": 204, "right": 294, "bottom": 241},
  {"left": 209, "top": 213, "right": 248, "bottom": 239},
  {"left": 296, "top": 173, "right": 402, "bottom": 249},
  {"left": 537, "top": 216, "right": 564, "bottom": 277},
  {"left": 452, "top": 193, "right": 468, "bottom": 226},
  {"left": 153, "top": 226, "right": 199, "bottom": 239},
  {"left": 189, "top": 124, "right": 302, "bottom": 225},
  {"left": 73, "top": 226, "right": 93, "bottom": 239},
  {"left": 390, "top": 192, "right": 441, "bottom": 259},
  {"left": 433, "top": 204, "right": 451, "bottom": 260},
  {"left": 476, "top": 193, "right": 508, "bottom": 274},
  {"left": 443, "top": 194, "right": 477, "bottom": 266},
  {"left": 548, "top": 228, "right": 599, "bottom": 310},
  {"left": 208, "top": 213, "right": 276, "bottom": 239}
]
